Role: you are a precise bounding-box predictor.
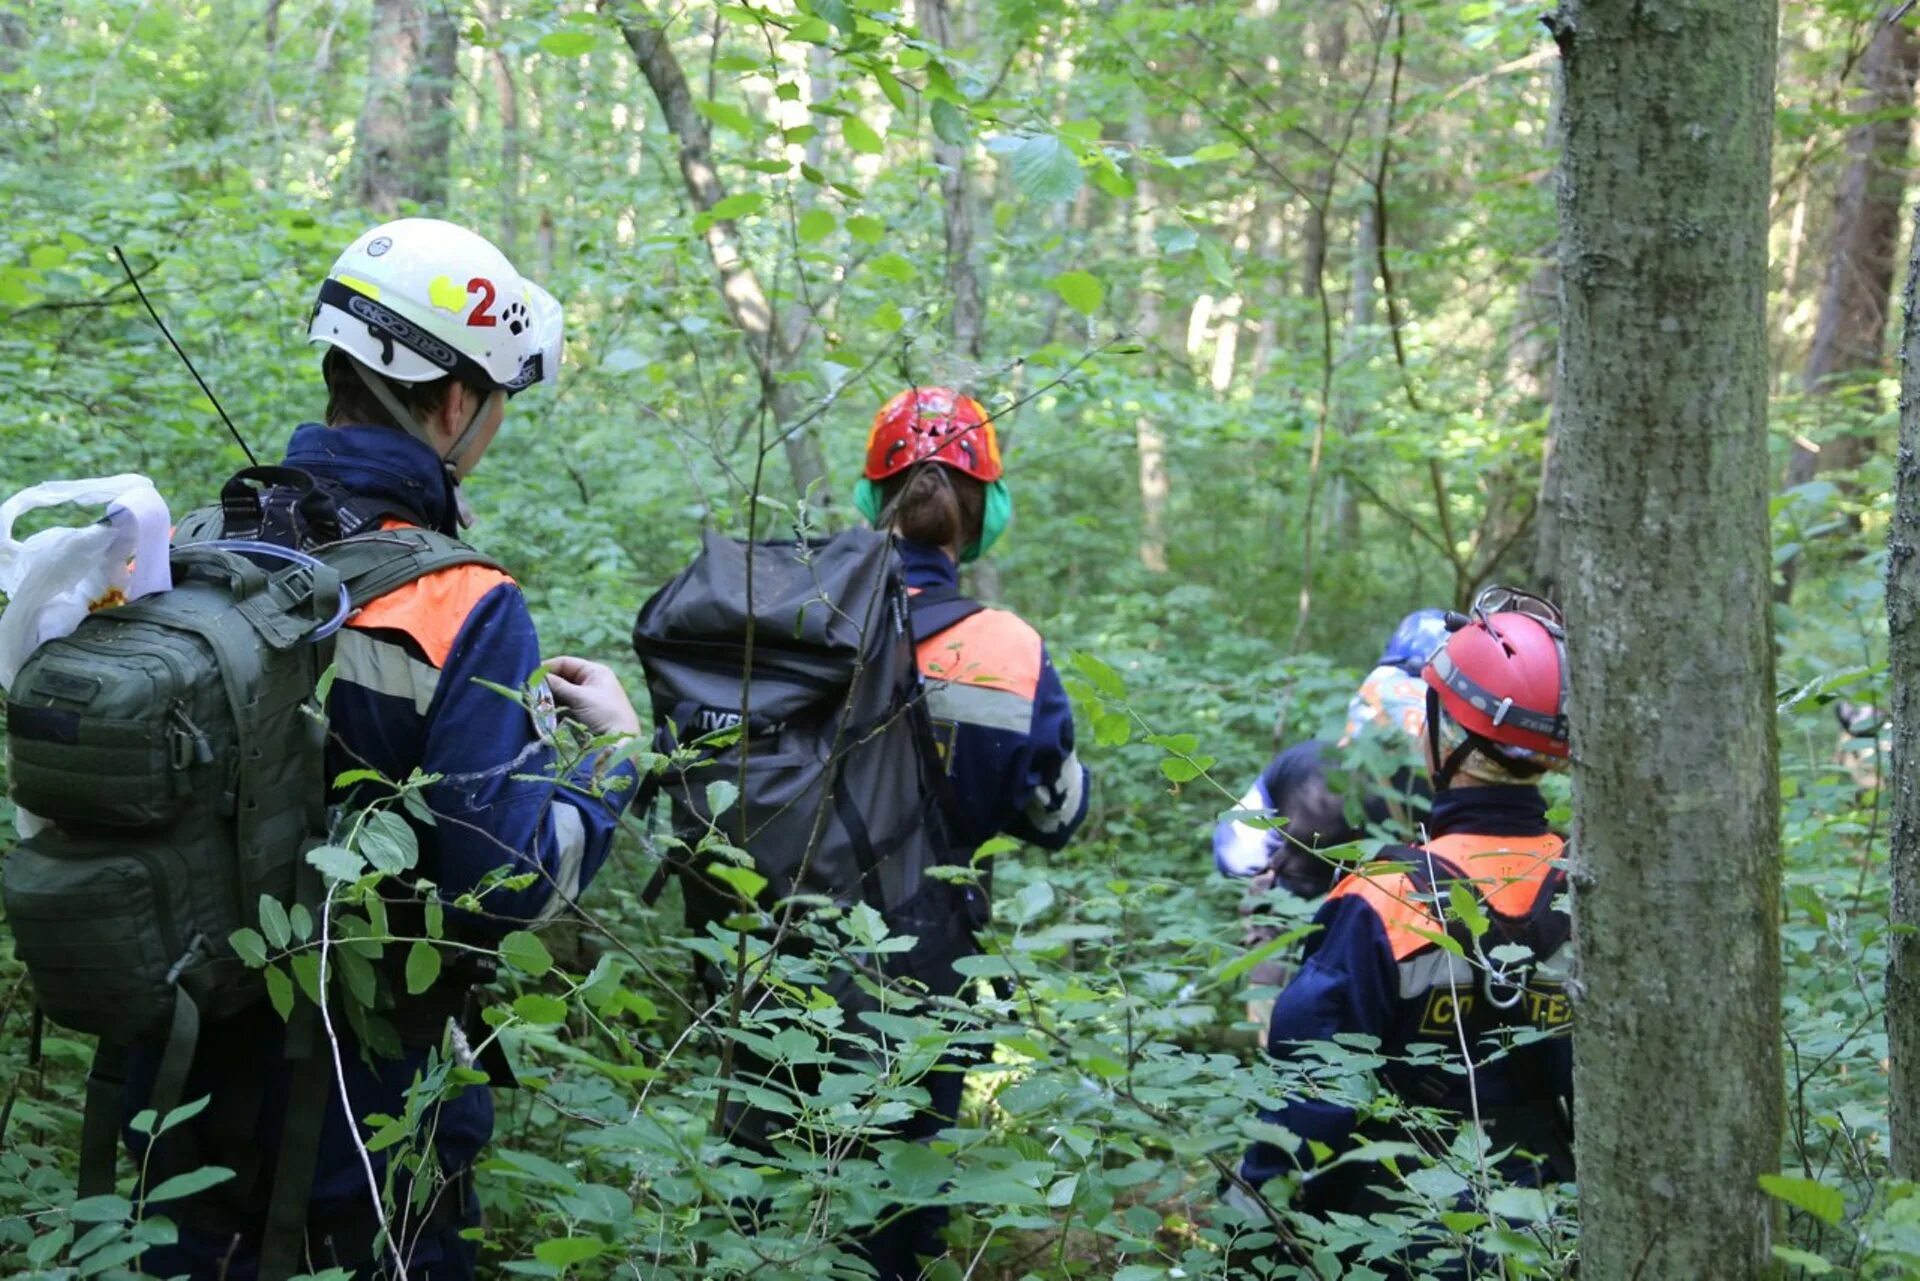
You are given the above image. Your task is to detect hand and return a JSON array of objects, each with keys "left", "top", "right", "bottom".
[{"left": 543, "top": 656, "right": 642, "bottom": 739}]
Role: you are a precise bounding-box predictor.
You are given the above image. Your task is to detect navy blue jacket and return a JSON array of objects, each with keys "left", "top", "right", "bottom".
[
  {"left": 901, "top": 541, "right": 1088, "bottom": 852},
  {"left": 130, "top": 425, "right": 637, "bottom": 1273},
  {"left": 1238, "top": 787, "right": 1572, "bottom": 1209}
]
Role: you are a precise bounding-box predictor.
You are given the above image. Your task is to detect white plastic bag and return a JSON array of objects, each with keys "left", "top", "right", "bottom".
[{"left": 0, "top": 474, "right": 173, "bottom": 691}]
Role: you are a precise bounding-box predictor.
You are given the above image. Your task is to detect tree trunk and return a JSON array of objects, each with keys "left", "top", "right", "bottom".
[
  {"left": 1329, "top": 197, "right": 1378, "bottom": 545},
  {"left": 407, "top": 9, "right": 457, "bottom": 207},
  {"left": 355, "top": 0, "right": 458, "bottom": 215},
  {"left": 1130, "top": 109, "right": 1169, "bottom": 573},
  {"left": 1888, "top": 192, "right": 1920, "bottom": 1183},
  {"left": 493, "top": 47, "right": 523, "bottom": 259},
  {"left": 1554, "top": 1, "right": 1784, "bottom": 1278},
  {"left": 925, "top": 0, "right": 983, "bottom": 363},
  {"left": 1787, "top": 17, "right": 1919, "bottom": 489},
  {"left": 607, "top": 1, "right": 831, "bottom": 504},
  {"left": 1298, "top": 12, "right": 1346, "bottom": 300}
]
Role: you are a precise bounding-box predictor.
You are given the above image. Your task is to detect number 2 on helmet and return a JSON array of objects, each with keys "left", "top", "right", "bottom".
[{"left": 467, "top": 277, "right": 497, "bottom": 327}]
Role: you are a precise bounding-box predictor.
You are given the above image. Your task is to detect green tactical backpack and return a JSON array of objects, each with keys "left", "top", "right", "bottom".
[{"left": 1, "top": 516, "right": 492, "bottom": 1213}]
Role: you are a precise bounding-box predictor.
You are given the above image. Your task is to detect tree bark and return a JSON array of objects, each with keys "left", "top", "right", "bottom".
[
  {"left": 607, "top": 1, "right": 831, "bottom": 504},
  {"left": 1554, "top": 1, "right": 1784, "bottom": 1277},
  {"left": 1889, "top": 187, "right": 1920, "bottom": 1183},
  {"left": 1787, "top": 17, "right": 1919, "bottom": 488},
  {"left": 924, "top": 0, "right": 983, "bottom": 363},
  {"left": 493, "top": 47, "right": 523, "bottom": 259},
  {"left": 354, "top": 0, "right": 458, "bottom": 215},
  {"left": 1329, "top": 197, "right": 1378, "bottom": 546},
  {"left": 1298, "top": 12, "right": 1346, "bottom": 300},
  {"left": 407, "top": 6, "right": 457, "bottom": 207},
  {"left": 1130, "top": 109, "right": 1169, "bottom": 573}
]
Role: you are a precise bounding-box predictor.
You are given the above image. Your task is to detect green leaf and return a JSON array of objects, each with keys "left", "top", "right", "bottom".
[
  {"left": 1010, "top": 880, "right": 1055, "bottom": 925},
  {"left": 842, "top": 115, "right": 885, "bottom": 155},
  {"left": 358, "top": 811, "right": 418, "bottom": 874},
  {"left": 1191, "top": 141, "right": 1240, "bottom": 163},
  {"left": 696, "top": 98, "right": 756, "bottom": 138},
  {"left": 710, "top": 192, "right": 766, "bottom": 221},
  {"left": 1771, "top": 1247, "right": 1836, "bottom": 1274},
  {"left": 145, "top": 1166, "right": 235, "bottom": 1203},
  {"left": 1160, "top": 757, "right": 1202, "bottom": 783},
  {"left": 797, "top": 208, "right": 836, "bottom": 243},
  {"left": 846, "top": 214, "right": 886, "bottom": 244},
  {"left": 1447, "top": 883, "right": 1489, "bottom": 939},
  {"left": 705, "top": 779, "right": 740, "bottom": 819},
  {"left": 306, "top": 844, "right": 365, "bottom": 884},
  {"left": 708, "top": 862, "right": 768, "bottom": 902},
  {"left": 537, "top": 30, "right": 596, "bottom": 57},
  {"left": 533, "top": 1236, "right": 605, "bottom": 1268},
  {"left": 513, "top": 993, "right": 570, "bottom": 1026},
  {"left": 1070, "top": 652, "right": 1127, "bottom": 700},
  {"left": 28, "top": 243, "right": 68, "bottom": 270},
  {"left": 289, "top": 903, "right": 314, "bottom": 941},
  {"left": 931, "top": 99, "right": 968, "bottom": 148},
  {"left": 1050, "top": 270, "right": 1104, "bottom": 316},
  {"left": 501, "top": 930, "right": 554, "bottom": 978},
  {"left": 1006, "top": 134, "right": 1082, "bottom": 203},
  {"left": 1758, "top": 1173, "right": 1846, "bottom": 1226},
  {"left": 405, "top": 941, "right": 442, "bottom": 995},
  {"left": 868, "top": 252, "right": 916, "bottom": 283},
  {"left": 259, "top": 894, "right": 291, "bottom": 949},
  {"left": 230, "top": 926, "right": 269, "bottom": 968},
  {"left": 335, "top": 944, "right": 378, "bottom": 1007},
  {"left": 425, "top": 895, "right": 445, "bottom": 941},
  {"left": 265, "top": 964, "right": 295, "bottom": 1020},
  {"left": 157, "top": 1094, "right": 211, "bottom": 1134},
  {"left": 291, "top": 952, "right": 324, "bottom": 1005},
  {"left": 68, "top": 1195, "right": 132, "bottom": 1223}
]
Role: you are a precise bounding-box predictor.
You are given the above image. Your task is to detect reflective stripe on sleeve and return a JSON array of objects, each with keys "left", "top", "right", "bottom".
[
  {"left": 925, "top": 679, "right": 1035, "bottom": 734},
  {"left": 334, "top": 629, "right": 441, "bottom": 715},
  {"left": 1397, "top": 947, "right": 1476, "bottom": 999}
]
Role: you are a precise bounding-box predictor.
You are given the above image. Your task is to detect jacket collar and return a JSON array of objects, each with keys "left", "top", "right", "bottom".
[
  {"left": 283, "top": 423, "right": 456, "bottom": 534},
  {"left": 895, "top": 538, "right": 960, "bottom": 592},
  {"left": 1427, "top": 785, "right": 1550, "bottom": 839}
]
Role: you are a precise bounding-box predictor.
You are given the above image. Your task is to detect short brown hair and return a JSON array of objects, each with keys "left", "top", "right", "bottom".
[
  {"left": 876, "top": 463, "right": 985, "bottom": 552},
  {"left": 322, "top": 348, "right": 474, "bottom": 430}
]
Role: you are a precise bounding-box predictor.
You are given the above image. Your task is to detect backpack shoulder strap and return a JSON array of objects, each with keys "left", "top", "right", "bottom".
[
  {"left": 171, "top": 504, "right": 225, "bottom": 547},
  {"left": 316, "top": 526, "right": 503, "bottom": 608},
  {"left": 908, "top": 583, "right": 986, "bottom": 641}
]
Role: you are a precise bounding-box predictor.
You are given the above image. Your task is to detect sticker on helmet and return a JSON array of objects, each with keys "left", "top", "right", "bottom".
[
  {"left": 466, "top": 277, "right": 498, "bottom": 327},
  {"left": 503, "top": 300, "right": 529, "bottom": 335},
  {"left": 428, "top": 275, "right": 468, "bottom": 313},
  {"left": 366, "top": 236, "right": 392, "bottom": 257}
]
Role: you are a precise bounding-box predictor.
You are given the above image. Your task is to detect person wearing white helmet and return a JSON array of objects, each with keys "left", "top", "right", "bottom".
[
  {"left": 126, "top": 219, "right": 642, "bottom": 1281},
  {"left": 307, "top": 216, "right": 566, "bottom": 527}
]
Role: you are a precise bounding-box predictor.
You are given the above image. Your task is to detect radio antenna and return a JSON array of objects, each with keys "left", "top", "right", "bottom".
[{"left": 113, "top": 245, "right": 258, "bottom": 466}]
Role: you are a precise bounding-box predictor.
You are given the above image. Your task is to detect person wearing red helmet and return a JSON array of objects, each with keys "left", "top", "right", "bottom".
[
  {"left": 853, "top": 386, "right": 1089, "bottom": 1278},
  {"left": 1226, "top": 587, "right": 1574, "bottom": 1277}
]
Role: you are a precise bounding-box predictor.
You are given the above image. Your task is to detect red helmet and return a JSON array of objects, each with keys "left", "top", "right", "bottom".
[
  {"left": 864, "top": 387, "right": 1003, "bottom": 482},
  {"left": 1422, "top": 586, "right": 1569, "bottom": 782}
]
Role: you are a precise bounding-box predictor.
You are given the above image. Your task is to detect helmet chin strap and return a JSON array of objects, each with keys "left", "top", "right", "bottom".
[{"left": 352, "top": 364, "right": 499, "bottom": 530}]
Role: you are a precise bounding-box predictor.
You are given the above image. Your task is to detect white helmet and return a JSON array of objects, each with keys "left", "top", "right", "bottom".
[{"left": 307, "top": 218, "right": 562, "bottom": 396}]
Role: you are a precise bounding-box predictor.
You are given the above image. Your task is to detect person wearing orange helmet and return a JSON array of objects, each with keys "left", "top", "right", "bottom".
[
  {"left": 1227, "top": 586, "right": 1574, "bottom": 1277},
  {"left": 853, "top": 386, "right": 1089, "bottom": 1278}
]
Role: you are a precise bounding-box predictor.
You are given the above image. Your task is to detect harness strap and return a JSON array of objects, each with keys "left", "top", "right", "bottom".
[
  {"left": 259, "top": 856, "right": 328, "bottom": 1281},
  {"left": 78, "top": 1041, "right": 129, "bottom": 1198}
]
